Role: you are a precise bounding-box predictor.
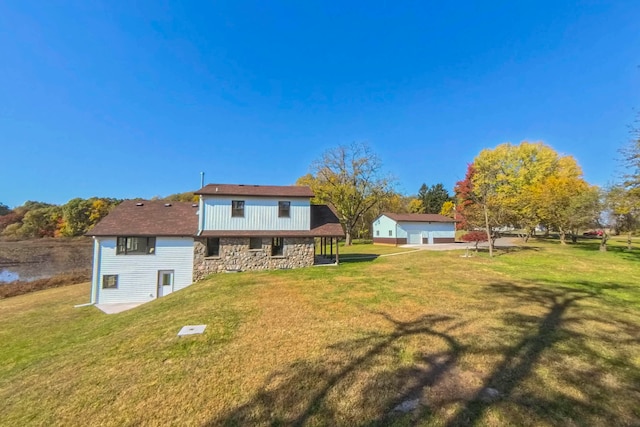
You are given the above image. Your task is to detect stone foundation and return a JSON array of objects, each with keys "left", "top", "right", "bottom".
[{"left": 193, "top": 237, "right": 315, "bottom": 281}]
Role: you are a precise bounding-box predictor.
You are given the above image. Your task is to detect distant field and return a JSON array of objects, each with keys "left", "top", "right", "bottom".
[{"left": 1, "top": 237, "right": 638, "bottom": 426}]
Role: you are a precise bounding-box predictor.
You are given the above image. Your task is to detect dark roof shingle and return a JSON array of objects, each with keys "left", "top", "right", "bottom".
[
  {"left": 382, "top": 213, "right": 456, "bottom": 223},
  {"left": 195, "top": 183, "right": 314, "bottom": 198},
  {"left": 88, "top": 200, "right": 199, "bottom": 237}
]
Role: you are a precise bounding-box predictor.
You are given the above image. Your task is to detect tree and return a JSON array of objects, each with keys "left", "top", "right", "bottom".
[
  {"left": 460, "top": 141, "right": 589, "bottom": 255},
  {"left": 19, "top": 206, "right": 62, "bottom": 238},
  {"left": 60, "top": 198, "right": 93, "bottom": 237},
  {"left": 0, "top": 203, "right": 10, "bottom": 216},
  {"left": 607, "top": 185, "right": 638, "bottom": 250},
  {"left": 454, "top": 163, "right": 488, "bottom": 233},
  {"left": 419, "top": 183, "right": 451, "bottom": 214},
  {"left": 440, "top": 200, "right": 455, "bottom": 217},
  {"left": 530, "top": 156, "right": 599, "bottom": 244},
  {"left": 461, "top": 230, "right": 488, "bottom": 252},
  {"left": 301, "top": 142, "right": 393, "bottom": 245},
  {"left": 408, "top": 198, "right": 424, "bottom": 213}
]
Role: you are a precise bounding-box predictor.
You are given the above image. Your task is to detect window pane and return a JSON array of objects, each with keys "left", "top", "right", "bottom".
[
  {"left": 206, "top": 238, "right": 220, "bottom": 257},
  {"left": 271, "top": 237, "right": 284, "bottom": 256},
  {"left": 232, "top": 200, "right": 245, "bottom": 217},
  {"left": 102, "top": 275, "right": 118, "bottom": 289},
  {"left": 161, "top": 272, "right": 173, "bottom": 286},
  {"left": 146, "top": 237, "right": 156, "bottom": 254},
  {"left": 116, "top": 237, "right": 126, "bottom": 254},
  {"left": 278, "top": 201, "right": 290, "bottom": 218},
  {"left": 249, "top": 237, "right": 262, "bottom": 249}
]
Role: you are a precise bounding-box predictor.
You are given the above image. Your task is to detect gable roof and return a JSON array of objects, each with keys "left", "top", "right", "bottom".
[
  {"left": 195, "top": 183, "right": 314, "bottom": 198},
  {"left": 310, "top": 204, "right": 344, "bottom": 236},
  {"left": 382, "top": 213, "right": 456, "bottom": 223},
  {"left": 88, "top": 200, "right": 199, "bottom": 237}
]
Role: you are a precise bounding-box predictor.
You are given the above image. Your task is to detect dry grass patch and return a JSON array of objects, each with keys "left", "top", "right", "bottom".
[{"left": 1, "top": 238, "right": 639, "bottom": 426}]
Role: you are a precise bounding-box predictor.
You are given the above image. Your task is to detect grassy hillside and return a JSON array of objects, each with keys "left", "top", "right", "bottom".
[{"left": 1, "top": 239, "right": 639, "bottom": 426}]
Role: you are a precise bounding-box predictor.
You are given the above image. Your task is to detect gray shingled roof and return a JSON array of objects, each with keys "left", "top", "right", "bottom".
[{"left": 88, "top": 200, "right": 198, "bottom": 237}]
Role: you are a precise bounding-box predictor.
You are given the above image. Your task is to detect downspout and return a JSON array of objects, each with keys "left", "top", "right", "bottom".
[
  {"left": 90, "top": 236, "right": 100, "bottom": 304},
  {"left": 197, "top": 195, "right": 204, "bottom": 236}
]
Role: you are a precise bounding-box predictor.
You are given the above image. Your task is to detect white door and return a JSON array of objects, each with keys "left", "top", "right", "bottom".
[
  {"left": 157, "top": 270, "right": 174, "bottom": 298},
  {"left": 408, "top": 232, "right": 421, "bottom": 244}
]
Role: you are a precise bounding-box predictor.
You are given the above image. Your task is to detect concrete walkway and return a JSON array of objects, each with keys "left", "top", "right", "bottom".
[{"left": 95, "top": 303, "right": 144, "bottom": 314}]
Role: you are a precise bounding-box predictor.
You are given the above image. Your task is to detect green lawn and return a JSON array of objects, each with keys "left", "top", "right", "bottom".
[{"left": 1, "top": 238, "right": 639, "bottom": 426}]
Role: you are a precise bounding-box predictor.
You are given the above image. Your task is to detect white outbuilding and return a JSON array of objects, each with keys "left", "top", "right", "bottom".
[{"left": 373, "top": 213, "right": 456, "bottom": 245}]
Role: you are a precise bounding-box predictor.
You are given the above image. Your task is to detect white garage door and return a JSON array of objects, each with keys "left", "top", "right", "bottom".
[{"left": 408, "top": 232, "right": 421, "bottom": 244}]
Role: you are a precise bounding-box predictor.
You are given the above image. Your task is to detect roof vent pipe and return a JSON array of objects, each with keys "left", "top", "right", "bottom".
[
  {"left": 200, "top": 171, "right": 204, "bottom": 189},
  {"left": 136, "top": 202, "right": 144, "bottom": 207}
]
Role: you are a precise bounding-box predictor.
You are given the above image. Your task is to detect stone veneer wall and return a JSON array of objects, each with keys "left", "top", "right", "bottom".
[{"left": 193, "top": 237, "right": 315, "bottom": 281}]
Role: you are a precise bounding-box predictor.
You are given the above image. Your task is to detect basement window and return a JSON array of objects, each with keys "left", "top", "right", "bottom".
[
  {"left": 206, "top": 238, "right": 219, "bottom": 257},
  {"left": 102, "top": 274, "right": 118, "bottom": 289},
  {"left": 271, "top": 237, "right": 284, "bottom": 256},
  {"left": 249, "top": 237, "right": 262, "bottom": 250},
  {"left": 376, "top": 230, "right": 380, "bottom": 236},
  {"left": 116, "top": 237, "right": 156, "bottom": 255}
]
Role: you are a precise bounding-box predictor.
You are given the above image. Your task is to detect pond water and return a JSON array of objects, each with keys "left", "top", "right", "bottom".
[
  {"left": 0, "top": 269, "right": 20, "bottom": 283},
  {"left": 0, "top": 239, "right": 93, "bottom": 284}
]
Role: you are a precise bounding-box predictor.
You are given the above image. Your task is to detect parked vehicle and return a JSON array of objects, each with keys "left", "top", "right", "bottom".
[{"left": 583, "top": 230, "right": 603, "bottom": 236}]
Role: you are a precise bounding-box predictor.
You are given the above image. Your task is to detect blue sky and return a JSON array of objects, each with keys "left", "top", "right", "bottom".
[{"left": 1, "top": 1, "right": 638, "bottom": 208}]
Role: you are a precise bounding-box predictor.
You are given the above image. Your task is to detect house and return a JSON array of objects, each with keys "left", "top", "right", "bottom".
[
  {"left": 372, "top": 213, "right": 456, "bottom": 245},
  {"left": 88, "top": 184, "right": 344, "bottom": 305}
]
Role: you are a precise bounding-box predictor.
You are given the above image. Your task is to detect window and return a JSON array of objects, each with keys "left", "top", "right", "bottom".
[
  {"left": 159, "top": 270, "right": 174, "bottom": 286},
  {"left": 376, "top": 230, "right": 380, "bottom": 236},
  {"left": 249, "top": 237, "right": 262, "bottom": 250},
  {"left": 232, "top": 200, "right": 244, "bottom": 217},
  {"left": 116, "top": 237, "right": 155, "bottom": 255},
  {"left": 388, "top": 230, "right": 392, "bottom": 237},
  {"left": 278, "top": 201, "right": 290, "bottom": 218},
  {"left": 102, "top": 274, "right": 118, "bottom": 289},
  {"left": 206, "top": 238, "right": 219, "bottom": 257},
  {"left": 271, "top": 237, "right": 284, "bottom": 256}
]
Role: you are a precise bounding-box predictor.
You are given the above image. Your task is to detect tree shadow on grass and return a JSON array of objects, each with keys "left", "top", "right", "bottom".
[
  {"left": 205, "top": 281, "right": 639, "bottom": 426},
  {"left": 205, "top": 313, "right": 465, "bottom": 426},
  {"left": 444, "top": 281, "right": 639, "bottom": 427}
]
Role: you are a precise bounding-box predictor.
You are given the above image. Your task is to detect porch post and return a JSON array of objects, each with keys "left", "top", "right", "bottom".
[{"left": 335, "top": 237, "right": 339, "bottom": 264}]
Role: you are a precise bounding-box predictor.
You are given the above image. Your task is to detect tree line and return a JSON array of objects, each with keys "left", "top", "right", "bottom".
[
  {"left": 0, "top": 192, "right": 196, "bottom": 239},
  {"left": 2, "top": 125, "right": 637, "bottom": 247},
  {"left": 297, "top": 123, "right": 639, "bottom": 249}
]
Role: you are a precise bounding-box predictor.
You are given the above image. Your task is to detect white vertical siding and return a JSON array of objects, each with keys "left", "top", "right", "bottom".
[
  {"left": 399, "top": 222, "right": 456, "bottom": 240},
  {"left": 373, "top": 215, "right": 398, "bottom": 238},
  {"left": 95, "top": 237, "right": 194, "bottom": 304},
  {"left": 203, "top": 196, "right": 310, "bottom": 231}
]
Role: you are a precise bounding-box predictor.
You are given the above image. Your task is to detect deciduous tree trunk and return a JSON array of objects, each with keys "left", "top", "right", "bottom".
[{"left": 483, "top": 204, "right": 493, "bottom": 257}]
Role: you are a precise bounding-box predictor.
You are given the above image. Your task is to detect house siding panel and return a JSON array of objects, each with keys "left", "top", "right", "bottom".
[
  {"left": 203, "top": 197, "right": 310, "bottom": 231},
  {"left": 372, "top": 215, "right": 398, "bottom": 239},
  {"left": 95, "top": 237, "right": 194, "bottom": 304}
]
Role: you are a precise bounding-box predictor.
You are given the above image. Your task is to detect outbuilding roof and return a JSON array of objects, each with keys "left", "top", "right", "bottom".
[
  {"left": 381, "top": 213, "right": 456, "bottom": 223},
  {"left": 195, "top": 183, "right": 314, "bottom": 198},
  {"left": 88, "top": 200, "right": 199, "bottom": 237}
]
